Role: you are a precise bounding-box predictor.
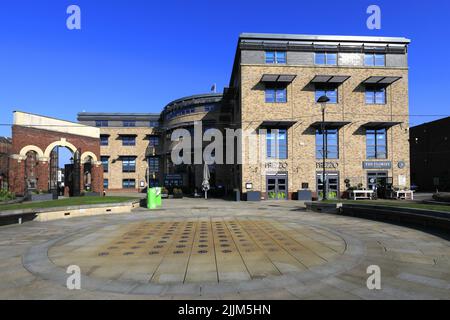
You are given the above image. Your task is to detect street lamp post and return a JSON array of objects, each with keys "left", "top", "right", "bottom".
[{"left": 317, "top": 95, "right": 330, "bottom": 201}]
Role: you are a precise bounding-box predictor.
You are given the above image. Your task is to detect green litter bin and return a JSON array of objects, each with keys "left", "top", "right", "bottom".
[{"left": 147, "top": 187, "right": 162, "bottom": 209}]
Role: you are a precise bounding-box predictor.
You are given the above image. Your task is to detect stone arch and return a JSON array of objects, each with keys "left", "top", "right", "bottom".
[
  {"left": 44, "top": 138, "right": 77, "bottom": 158},
  {"left": 19, "top": 145, "right": 44, "bottom": 159},
  {"left": 81, "top": 151, "right": 98, "bottom": 163}
]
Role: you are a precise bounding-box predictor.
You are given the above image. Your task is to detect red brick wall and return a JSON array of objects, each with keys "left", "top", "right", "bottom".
[{"left": 9, "top": 125, "right": 103, "bottom": 196}]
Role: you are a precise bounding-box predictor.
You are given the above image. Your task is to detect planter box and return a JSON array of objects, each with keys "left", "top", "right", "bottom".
[
  {"left": 173, "top": 193, "right": 184, "bottom": 199},
  {"left": 30, "top": 193, "right": 55, "bottom": 202},
  {"left": 246, "top": 191, "right": 261, "bottom": 202},
  {"left": 297, "top": 190, "right": 312, "bottom": 201}
]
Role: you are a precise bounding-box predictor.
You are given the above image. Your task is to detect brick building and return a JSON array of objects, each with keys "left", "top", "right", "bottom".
[
  {"left": 8, "top": 112, "right": 103, "bottom": 197},
  {"left": 76, "top": 33, "right": 411, "bottom": 200},
  {"left": 410, "top": 117, "right": 450, "bottom": 191},
  {"left": 0, "top": 137, "right": 12, "bottom": 190}
]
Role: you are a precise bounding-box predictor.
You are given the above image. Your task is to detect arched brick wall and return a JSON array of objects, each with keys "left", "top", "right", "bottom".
[{"left": 9, "top": 125, "right": 103, "bottom": 196}]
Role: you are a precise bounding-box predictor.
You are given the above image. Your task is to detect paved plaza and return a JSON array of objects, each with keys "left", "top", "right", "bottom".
[{"left": 0, "top": 199, "right": 449, "bottom": 299}]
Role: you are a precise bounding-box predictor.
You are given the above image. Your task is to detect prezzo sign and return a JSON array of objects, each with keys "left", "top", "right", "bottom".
[
  {"left": 363, "top": 161, "right": 392, "bottom": 169},
  {"left": 264, "top": 162, "right": 288, "bottom": 170},
  {"left": 316, "top": 162, "right": 339, "bottom": 169}
]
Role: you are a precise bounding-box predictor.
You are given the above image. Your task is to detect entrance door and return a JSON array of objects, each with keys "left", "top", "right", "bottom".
[
  {"left": 316, "top": 173, "right": 340, "bottom": 200},
  {"left": 267, "top": 175, "right": 288, "bottom": 200},
  {"left": 367, "top": 172, "right": 388, "bottom": 199}
]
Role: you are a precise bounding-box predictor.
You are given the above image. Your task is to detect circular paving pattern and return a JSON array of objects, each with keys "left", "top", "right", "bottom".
[{"left": 46, "top": 218, "right": 347, "bottom": 285}]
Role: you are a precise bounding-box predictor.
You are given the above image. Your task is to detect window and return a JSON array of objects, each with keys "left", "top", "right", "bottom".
[
  {"left": 148, "top": 157, "right": 159, "bottom": 173},
  {"left": 122, "top": 157, "right": 136, "bottom": 172},
  {"left": 265, "top": 87, "right": 287, "bottom": 103},
  {"left": 205, "top": 105, "right": 216, "bottom": 112},
  {"left": 315, "top": 88, "right": 338, "bottom": 104},
  {"left": 149, "top": 121, "right": 159, "bottom": 127},
  {"left": 100, "top": 135, "right": 109, "bottom": 146},
  {"left": 123, "top": 120, "right": 136, "bottom": 127},
  {"left": 365, "top": 88, "right": 386, "bottom": 104},
  {"left": 266, "top": 129, "right": 288, "bottom": 159},
  {"left": 265, "top": 51, "right": 286, "bottom": 64},
  {"left": 366, "top": 129, "right": 387, "bottom": 159},
  {"left": 103, "top": 179, "right": 109, "bottom": 189},
  {"left": 316, "top": 129, "right": 339, "bottom": 159},
  {"left": 365, "top": 53, "right": 385, "bottom": 66},
  {"left": 148, "top": 136, "right": 159, "bottom": 146},
  {"left": 122, "top": 179, "right": 136, "bottom": 189},
  {"left": 101, "top": 156, "right": 109, "bottom": 173},
  {"left": 95, "top": 120, "right": 108, "bottom": 127},
  {"left": 315, "top": 52, "right": 337, "bottom": 65},
  {"left": 122, "top": 135, "right": 136, "bottom": 146}
]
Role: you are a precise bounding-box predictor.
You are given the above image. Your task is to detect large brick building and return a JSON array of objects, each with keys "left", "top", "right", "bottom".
[
  {"left": 77, "top": 33, "right": 412, "bottom": 200},
  {"left": 410, "top": 117, "right": 450, "bottom": 192}
]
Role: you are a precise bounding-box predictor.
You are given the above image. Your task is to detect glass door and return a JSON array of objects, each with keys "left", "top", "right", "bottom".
[
  {"left": 316, "top": 173, "right": 340, "bottom": 200},
  {"left": 266, "top": 175, "right": 288, "bottom": 200}
]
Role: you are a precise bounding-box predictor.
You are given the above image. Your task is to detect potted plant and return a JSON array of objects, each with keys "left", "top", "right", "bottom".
[
  {"left": 161, "top": 187, "right": 169, "bottom": 198},
  {"left": 173, "top": 188, "right": 183, "bottom": 199}
]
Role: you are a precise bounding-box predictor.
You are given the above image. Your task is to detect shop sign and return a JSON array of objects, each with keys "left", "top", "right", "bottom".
[{"left": 363, "top": 161, "right": 392, "bottom": 169}]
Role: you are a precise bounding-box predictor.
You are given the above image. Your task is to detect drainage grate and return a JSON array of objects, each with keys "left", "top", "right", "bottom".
[
  {"left": 173, "top": 251, "right": 184, "bottom": 254},
  {"left": 131, "top": 246, "right": 140, "bottom": 249},
  {"left": 149, "top": 251, "right": 159, "bottom": 255},
  {"left": 98, "top": 252, "right": 109, "bottom": 256},
  {"left": 198, "top": 250, "right": 208, "bottom": 254},
  {"left": 123, "top": 252, "right": 134, "bottom": 256},
  {"left": 107, "top": 246, "right": 118, "bottom": 250},
  {"left": 222, "top": 250, "right": 232, "bottom": 254},
  {"left": 198, "top": 244, "right": 208, "bottom": 248},
  {"left": 154, "top": 245, "right": 163, "bottom": 249}
]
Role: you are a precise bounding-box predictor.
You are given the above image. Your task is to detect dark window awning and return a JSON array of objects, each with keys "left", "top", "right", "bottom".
[
  {"left": 100, "top": 134, "right": 111, "bottom": 137},
  {"left": 363, "top": 121, "right": 403, "bottom": 129},
  {"left": 362, "top": 76, "right": 402, "bottom": 87},
  {"left": 260, "top": 74, "right": 297, "bottom": 84},
  {"left": 311, "top": 75, "right": 350, "bottom": 85},
  {"left": 310, "top": 121, "right": 351, "bottom": 129},
  {"left": 118, "top": 155, "right": 138, "bottom": 158},
  {"left": 259, "top": 120, "right": 297, "bottom": 128},
  {"left": 118, "top": 133, "right": 138, "bottom": 137}
]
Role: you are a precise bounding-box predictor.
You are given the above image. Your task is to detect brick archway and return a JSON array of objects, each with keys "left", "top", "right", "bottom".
[{"left": 9, "top": 112, "right": 103, "bottom": 197}]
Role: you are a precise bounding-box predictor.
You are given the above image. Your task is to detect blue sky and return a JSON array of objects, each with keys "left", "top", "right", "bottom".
[{"left": 0, "top": 0, "right": 449, "bottom": 138}]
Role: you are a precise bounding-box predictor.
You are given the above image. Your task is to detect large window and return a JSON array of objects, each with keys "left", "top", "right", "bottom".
[
  {"left": 122, "top": 179, "right": 136, "bottom": 189},
  {"left": 148, "top": 157, "right": 159, "bottom": 173},
  {"left": 365, "top": 88, "right": 386, "bottom": 104},
  {"left": 149, "top": 121, "right": 159, "bottom": 127},
  {"left": 100, "top": 135, "right": 109, "bottom": 146},
  {"left": 148, "top": 136, "right": 159, "bottom": 146},
  {"left": 265, "top": 87, "right": 287, "bottom": 103},
  {"left": 266, "top": 129, "right": 288, "bottom": 159},
  {"left": 95, "top": 120, "right": 108, "bottom": 127},
  {"left": 101, "top": 156, "right": 109, "bottom": 173},
  {"left": 123, "top": 120, "right": 136, "bottom": 127},
  {"left": 103, "top": 179, "right": 109, "bottom": 190},
  {"left": 315, "top": 87, "right": 338, "bottom": 104},
  {"left": 366, "top": 129, "right": 387, "bottom": 159},
  {"left": 365, "top": 53, "right": 385, "bottom": 66},
  {"left": 316, "top": 129, "right": 339, "bottom": 159},
  {"left": 122, "top": 135, "right": 136, "bottom": 146},
  {"left": 315, "top": 52, "right": 337, "bottom": 65},
  {"left": 265, "top": 51, "right": 286, "bottom": 64},
  {"left": 122, "top": 157, "right": 136, "bottom": 172}
]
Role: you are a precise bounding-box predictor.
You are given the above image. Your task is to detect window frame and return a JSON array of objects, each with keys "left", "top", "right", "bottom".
[
  {"left": 122, "top": 179, "right": 136, "bottom": 189},
  {"left": 266, "top": 128, "right": 288, "bottom": 159},
  {"left": 121, "top": 135, "right": 136, "bottom": 146},
  {"left": 122, "top": 157, "right": 136, "bottom": 173},
  {"left": 265, "top": 51, "right": 287, "bottom": 64},
  {"left": 123, "top": 120, "right": 136, "bottom": 127},
  {"left": 265, "top": 86, "right": 287, "bottom": 103},
  {"left": 95, "top": 120, "right": 108, "bottom": 127},
  {"left": 315, "top": 52, "right": 338, "bottom": 66},
  {"left": 315, "top": 87, "right": 338, "bottom": 104},
  {"left": 100, "top": 135, "right": 109, "bottom": 146},
  {"left": 366, "top": 128, "right": 388, "bottom": 159},
  {"left": 365, "top": 88, "right": 386, "bottom": 105},
  {"left": 148, "top": 157, "right": 159, "bottom": 173},
  {"left": 316, "top": 128, "right": 339, "bottom": 159},
  {"left": 103, "top": 179, "right": 109, "bottom": 189},
  {"left": 364, "top": 53, "right": 386, "bottom": 67},
  {"left": 100, "top": 156, "right": 109, "bottom": 173}
]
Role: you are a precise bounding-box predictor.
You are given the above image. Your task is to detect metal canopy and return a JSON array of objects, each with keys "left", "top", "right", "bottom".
[
  {"left": 259, "top": 120, "right": 297, "bottom": 128},
  {"left": 310, "top": 121, "right": 351, "bottom": 129},
  {"left": 362, "top": 76, "right": 402, "bottom": 86},
  {"left": 311, "top": 75, "right": 350, "bottom": 85},
  {"left": 260, "top": 74, "right": 297, "bottom": 84},
  {"left": 118, "top": 133, "right": 138, "bottom": 137},
  {"left": 363, "top": 121, "right": 402, "bottom": 129}
]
